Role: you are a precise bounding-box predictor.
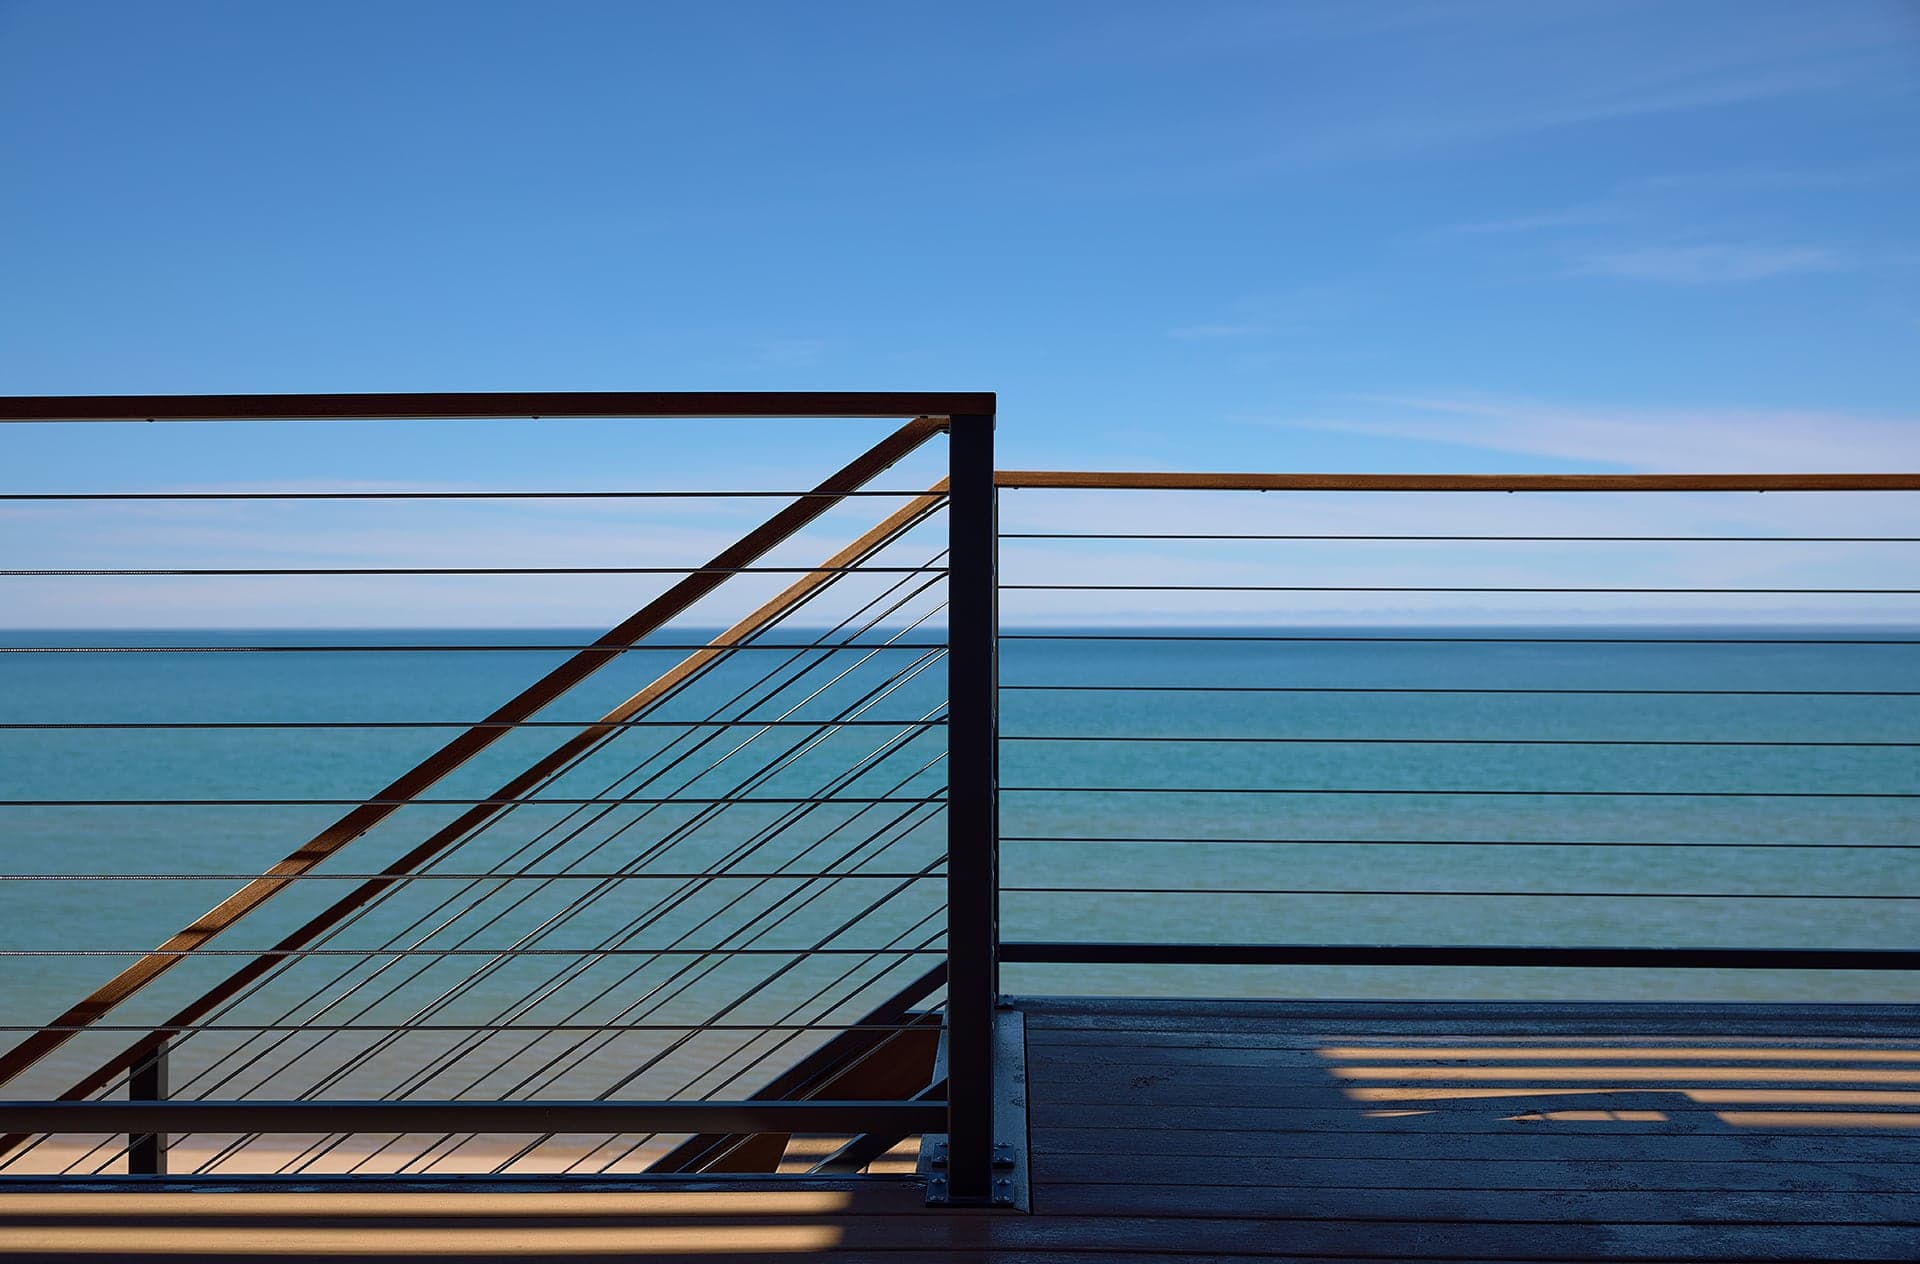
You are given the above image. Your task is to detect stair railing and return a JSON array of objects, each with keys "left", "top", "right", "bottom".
[{"left": 0, "top": 392, "right": 1002, "bottom": 1198}]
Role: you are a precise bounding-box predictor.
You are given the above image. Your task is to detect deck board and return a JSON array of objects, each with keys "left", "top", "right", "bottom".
[
  {"left": 1019, "top": 998, "right": 1919, "bottom": 1261},
  {"left": 0, "top": 998, "right": 1914, "bottom": 1260}
]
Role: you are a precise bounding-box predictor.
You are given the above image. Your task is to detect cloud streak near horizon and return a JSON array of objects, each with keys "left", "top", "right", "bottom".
[
  {"left": 1570, "top": 244, "right": 1847, "bottom": 285},
  {"left": 1298, "top": 394, "right": 1920, "bottom": 474}
]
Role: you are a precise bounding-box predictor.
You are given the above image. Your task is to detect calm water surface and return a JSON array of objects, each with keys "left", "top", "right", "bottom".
[{"left": 1, "top": 627, "right": 1915, "bottom": 1096}]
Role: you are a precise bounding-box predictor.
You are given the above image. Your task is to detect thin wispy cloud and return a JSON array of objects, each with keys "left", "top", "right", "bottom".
[
  {"left": 1432, "top": 206, "right": 1618, "bottom": 237},
  {"left": 1570, "top": 244, "right": 1846, "bottom": 284},
  {"left": 1628, "top": 158, "right": 1920, "bottom": 194},
  {"left": 933, "top": 0, "right": 1914, "bottom": 203},
  {"left": 1167, "top": 323, "right": 1267, "bottom": 341},
  {"left": 1300, "top": 393, "right": 1920, "bottom": 473},
  {"left": 1164, "top": 280, "right": 1375, "bottom": 348},
  {"left": 1238, "top": 5, "right": 1904, "bottom": 173}
]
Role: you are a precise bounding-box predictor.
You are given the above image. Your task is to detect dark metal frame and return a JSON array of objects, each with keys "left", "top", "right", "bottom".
[
  {"left": 1002, "top": 944, "right": 1920, "bottom": 969},
  {"left": 0, "top": 391, "right": 1002, "bottom": 1200},
  {"left": 127, "top": 1042, "right": 167, "bottom": 1177},
  {"left": 941, "top": 413, "right": 1000, "bottom": 1205},
  {"left": 3, "top": 1101, "right": 948, "bottom": 1133},
  {"left": 0, "top": 392, "right": 995, "bottom": 423}
]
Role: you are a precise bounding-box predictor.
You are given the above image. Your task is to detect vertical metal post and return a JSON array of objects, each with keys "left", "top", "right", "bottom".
[
  {"left": 128, "top": 1041, "right": 168, "bottom": 1176},
  {"left": 944, "top": 409, "right": 999, "bottom": 1203}
]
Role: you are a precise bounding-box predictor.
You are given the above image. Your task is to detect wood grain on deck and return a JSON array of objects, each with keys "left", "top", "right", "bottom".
[{"left": 1, "top": 999, "right": 1914, "bottom": 1261}]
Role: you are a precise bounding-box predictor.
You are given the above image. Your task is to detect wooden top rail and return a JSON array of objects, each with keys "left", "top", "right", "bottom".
[
  {"left": 996, "top": 471, "right": 1920, "bottom": 492},
  {"left": 0, "top": 391, "right": 995, "bottom": 422}
]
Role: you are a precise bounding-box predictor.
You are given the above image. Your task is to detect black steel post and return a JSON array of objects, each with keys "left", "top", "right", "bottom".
[
  {"left": 128, "top": 1041, "right": 168, "bottom": 1176},
  {"left": 944, "top": 409, "right": 999, "bottom": 1203}
]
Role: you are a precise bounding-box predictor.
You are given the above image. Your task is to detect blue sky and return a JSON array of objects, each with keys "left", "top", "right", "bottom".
[{"left": 3, "top": 0, "right": 1918, "bottom": 625}]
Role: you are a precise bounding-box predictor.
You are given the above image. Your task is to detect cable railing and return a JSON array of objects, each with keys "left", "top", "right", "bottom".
[
  {"left": 0, "top": 393, "right": 1002, "bottom": 1200},
  {"left": 22, "top": 410, "right": 1914, "bottom": 1200},
  {"left": 993, "top": 469, "right": 1920, "bottom": 990}
]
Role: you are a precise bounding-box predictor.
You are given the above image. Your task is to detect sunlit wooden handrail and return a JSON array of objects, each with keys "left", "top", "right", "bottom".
[{"left": 996, "top": 471, "right": 1920, "bottom": 491}]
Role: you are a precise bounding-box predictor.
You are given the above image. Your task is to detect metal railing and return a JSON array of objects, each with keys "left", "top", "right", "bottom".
[
  {"left": 993, "top": 469, "right": 1920, "bottom": 985},
  {"left": 18, "top": 412, "right": 1915, "bottom": 1199},
  {"left": 0, "top": 393, "right": 1002, "bottom": 1200}
]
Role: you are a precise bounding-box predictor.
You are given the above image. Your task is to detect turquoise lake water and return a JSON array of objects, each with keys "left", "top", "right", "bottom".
[{"left": 0, "top": 626, "right": 1915, "bottom": 1101}]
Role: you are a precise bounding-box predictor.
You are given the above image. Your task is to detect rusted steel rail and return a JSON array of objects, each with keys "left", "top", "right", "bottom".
[{"left": 0, "top": 391, "right": 995, "bottom": 422}]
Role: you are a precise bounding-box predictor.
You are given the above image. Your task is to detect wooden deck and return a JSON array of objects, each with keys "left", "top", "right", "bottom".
[
  {"left": 1015, "top": 998, "right": 1920, "bottom": 1262},
  {"left": 1, "top": 998, "right": 1916, "bottom": 1261}
]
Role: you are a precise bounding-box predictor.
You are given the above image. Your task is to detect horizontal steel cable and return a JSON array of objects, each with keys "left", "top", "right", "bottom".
[
  {"left": 1001, "top": 685, "right": 1920, "bottom": 695},
  {"left": 1001, "top": 736, "right": 1917, "bottom": 747},
  {"left": 0, "top": 796, "right": 946, "bottom": 806},
  {"left": 3, "top": 566, "right": 940, "bottom": 577},
  {"left": 1002, "top": 532, "right": 1920, "bottom": 542},
  {"left": 0, "top": 948, "right": 941, "bottom": 957},
  {"left": 0, "top": 643, "right": 941, "bottom": 654},
  {"left": 0, "top": 719, "right": 943, "bottom": 729},
  {"left": 1, "top": 489, "right": 939, "bottom": 500},
  {"left": 996, "top": 633, "right": 1920, "bottom": 644},
  {"left": 1005, "top": 583, "right": 1920, "bottom": 593},
  {"left": 1002, "top": 786, "right": 1918, "bottom": 798},
  {"left": 1003, "top": 886, "right": 1917, "bottom": 899},
  {"left": 12, "top": 724, "right": 1899, "bottom": 737},
  {"left": 1001, "top": 835, "right": 1920, "bottom": 850},
  {"left": 0, "top": 871, "right": 943, "bottom": 881},
  {"left": 0, "top": 1022, "right": 929, "bottom": 1033}
]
